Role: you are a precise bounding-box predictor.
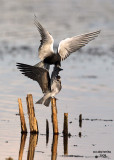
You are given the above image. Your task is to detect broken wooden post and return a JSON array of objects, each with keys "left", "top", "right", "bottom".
[
  {"left": 79, "top": 114, "right": 82, "bottom": 128},
  {"left": 63, "top": 113, "right": 68, "bottom": 155},
  {"left": 51, "top": 98, "right": 59, "bottom": 135},
  {"left": 18, "top": 98, "right": 27, "bottom": 133},
  {"left": 18, "top": 133, "right": 27, "bottom": 160},
  {"left": 26, "top": 94, "right": 38, "bottom": 133},
  {"left": 46, "top": 119, "right": 49, "bottom": 145}
]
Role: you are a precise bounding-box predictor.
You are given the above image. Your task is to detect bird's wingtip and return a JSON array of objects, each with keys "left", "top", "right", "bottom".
[{"left": 96, "top": 30, "right": 101, "bottom": 34}]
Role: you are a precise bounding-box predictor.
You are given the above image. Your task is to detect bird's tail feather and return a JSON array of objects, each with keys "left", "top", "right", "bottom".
[
  {"left": 44, "top": 97, "right": 51, "bottom": 107},
  {"left": 36, "top": 96, "right": 51, "bottom": 107},
  {"left": 36, "top": 97, "right": 44, "bottom": 105}
]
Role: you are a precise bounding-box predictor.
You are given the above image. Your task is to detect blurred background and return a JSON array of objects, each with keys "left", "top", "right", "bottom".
[{"left": 0, "top": 0, "right": 114, "bottom": 159}]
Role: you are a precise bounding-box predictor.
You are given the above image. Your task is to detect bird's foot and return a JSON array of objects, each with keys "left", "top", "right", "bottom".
[{"left": 52, "top": 96, "right": 58, "bottom": 100}]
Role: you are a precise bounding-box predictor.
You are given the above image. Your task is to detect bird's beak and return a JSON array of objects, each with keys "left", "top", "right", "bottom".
[{"left": 59, "top": 67, "right": 63, "bottom": 71}]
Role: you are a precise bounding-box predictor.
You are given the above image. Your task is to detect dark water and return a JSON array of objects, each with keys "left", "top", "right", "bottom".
[{"left": 0, "top": 0, "right": 114, "bottom": 159}]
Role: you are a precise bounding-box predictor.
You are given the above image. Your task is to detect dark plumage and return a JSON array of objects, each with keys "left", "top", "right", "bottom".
[
  {"left": 36, "top": 75, "right": 62, "bottom": 106},
  {"left": 16, "top": 62, "right": 62, "bottom": 106}
]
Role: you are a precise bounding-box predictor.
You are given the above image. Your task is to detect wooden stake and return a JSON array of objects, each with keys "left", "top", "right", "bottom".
[
  {"left": 79, "top": 114, "right": 82, "bottom": 128},
  {"left": 26, "top": 94, "right": 38, "bottom": 133},
  {"left": 18, "top": 98, "right": 27, "bottom": 133},
  {"left": 63, "top": 113, "right": 68, "bottom": 135},
  {"left": 51, "top": 98, "right": 59, "bottom": 135},
  {"left": 18, "top": 133, "right": 27, "bottom": 160}
]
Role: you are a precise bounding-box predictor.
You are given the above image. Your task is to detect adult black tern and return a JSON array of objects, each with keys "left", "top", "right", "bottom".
[
  {"left": 16, "top": 63, "right": 62, "bottom": 106},
  {"left": 34, "top": 16, "right": 101, "bottom": 67}
]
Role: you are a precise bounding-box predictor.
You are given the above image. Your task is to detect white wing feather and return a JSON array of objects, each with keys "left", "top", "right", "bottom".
[
  {"left": 58, "top": 30, "right": 101, "bottom": 60},
  {"left": 34, "top": 16, "right": 54, "bottom": 60}
]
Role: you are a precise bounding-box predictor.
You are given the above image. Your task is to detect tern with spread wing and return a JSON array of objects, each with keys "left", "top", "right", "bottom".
[
  {"left": 16, "top": 62, "right": 62, "bottom": 106},
  {"left": 34, "top": 16, "right": 101, "bottom": 67}
]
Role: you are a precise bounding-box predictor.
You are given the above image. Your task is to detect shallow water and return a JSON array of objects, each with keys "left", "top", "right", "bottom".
[{"left": 0, "top": 0, "right": 114, "bottom": 160}]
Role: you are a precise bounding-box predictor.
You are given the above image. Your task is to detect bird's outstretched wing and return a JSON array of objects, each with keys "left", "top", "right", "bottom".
[
  {"left": 58, "top": 30, "right": 101, "bottom": 60},
  {"left": 16, "top": 63, "right": 51, "bottom": 93},
  {"left": 34, "top": 16, "right": 54, "bottom": 60}
]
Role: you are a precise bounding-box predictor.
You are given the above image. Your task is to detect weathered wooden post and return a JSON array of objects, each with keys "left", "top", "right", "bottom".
[
  {"left": 51, "top": 98, "right": 59, "bottom": 135},
  {"left": 26, "top": 94, "right": 38, "bottom": 133},
  {"left": 18, "top": 133, "right": 27, "bottom": 160},
  {"left": 63, "top": 113, "right": 68, "bottom": 155},
  {"left": 79, "top": 114, "right": 82, "bottom": 128},
  {"left": 18, "top": 98, "right": 27, "bottom": 133},
  {"left": 46, "top": 119, "right": 49, "bottom": 145}
]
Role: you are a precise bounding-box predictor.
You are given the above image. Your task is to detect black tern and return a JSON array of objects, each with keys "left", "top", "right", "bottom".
[
  {"left": 34, "top": 16, "right": 101, "bottom": 67},
  {"left": 36, "top": 75, "right": 62, "bottom": 106},
  {"left": 16, "top": 63, "right": 62, "bottom": 106}
]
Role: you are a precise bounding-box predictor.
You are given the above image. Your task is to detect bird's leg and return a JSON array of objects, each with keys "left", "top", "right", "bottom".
[{"left": 52, "top": 96, "right": 58, "bottom": 100}]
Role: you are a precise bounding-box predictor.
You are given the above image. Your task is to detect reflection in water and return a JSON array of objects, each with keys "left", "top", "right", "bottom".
[
  {"left": 63, "top": 135, "right": 68, "bottom": 155},
  {"left": 51, "top": 135, "right": 58, "bottom": 160},
  {"left": 6, "top": 157, "right": 13, "bottom": 160},
  {"left": 79, "top": 121, "right": 82, "bottom": 128},
  {"left": 46, "top": 119, "right": 49, "bottom": 145},
  {"left": 18, "top": 133, "right": 38, "bottom": 160},
  {"left": 79, "top": 132, "right": 82, "bottom": 138},
  {"left": 18, "top": 133, "right": 27, "bottom": 160},
  {"left": 27, "top": 134, "right": 38, "bottom": 160}
]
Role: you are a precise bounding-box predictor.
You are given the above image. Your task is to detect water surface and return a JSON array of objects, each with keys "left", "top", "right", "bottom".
[{"left": 0, "top": 0, "right": 114, "bottom": 159}]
